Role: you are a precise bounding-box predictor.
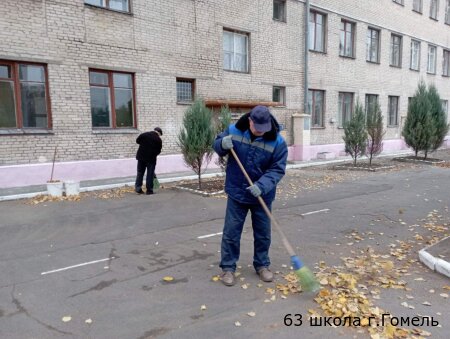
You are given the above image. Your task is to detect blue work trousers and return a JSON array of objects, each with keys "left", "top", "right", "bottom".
[{"left": 220, "top": 197, "right": 271, "bottom": 272}]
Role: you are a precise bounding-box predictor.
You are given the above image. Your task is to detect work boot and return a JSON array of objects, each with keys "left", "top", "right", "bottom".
[
  {"left": 135, "top": 188, "right": 144, "bottom": 194},
  {"left": 220, "top": 271, "right": 236, "bottom": 286},
  {"left": 258, "top": 267, "right": 274, "bottom": 282}
]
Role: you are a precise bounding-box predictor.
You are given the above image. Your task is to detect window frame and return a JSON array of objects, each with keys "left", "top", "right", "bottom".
[
  {"left": 308, "top": 89, "right": 325, "bottom": 128},
  {"left": 365, "top": 94, "right": 379, "bottom": 116},
  {"left": 443, "top": 50, "right": 450, "bottom": 76},
  {"left": 84, "top": 0, "right": 131, "bottom": 13},
  {"left": 388, "top": 96, "right": 399, "bottom": 126},
  {"left": 427, "top": 45, "right": 437, "bottom": 74},
  {"left": 441, "top": 100, "right": 448, "bottom": 116},
  {"left": 89, "top": 69, "right": 136, "bottom": 129},
  {"left": 446, "top": 0, "right": 450, "bottom": 24},
  {"left": 272, "top": 86, "right": 286, "bottom": 107},
  {"left": 338, "top": 92, "right": 354, "bottom": 127},
  {"left": 339, "top": 20, "right": 355, "bottom": 58},
  {"left": 223, "top": 29, "right": 250, "bottom": 74},
  {"left": 273, "top": 0, "right": 287, "bottom": 23},
  {"left": 410, "top": 39, "right": 421, "bottom": 71},
  {"left": 366, "top": 27, "right": 381, "bottom": 63},
  {"left": 390, "top": 34, "right": 403, "bottom": 68},
  {"left": 430, "top": 0, "right": 439, "bottom": 20},
  {"left": 309, "top": 11, "right": 327, "bottom": 53},
  {"left": 176, "top": 78, "right": 195, "bottom": 104},
  {"left": 412, "top": 0, "right": 423, "bottom": 13},
  {"left": 0, "top": 60, "right": 52, "bottom": 130}
]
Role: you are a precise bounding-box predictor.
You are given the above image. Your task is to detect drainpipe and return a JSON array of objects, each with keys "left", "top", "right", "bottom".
[{"left": 304, "top": 0, "right": 310, "bottom": 115}]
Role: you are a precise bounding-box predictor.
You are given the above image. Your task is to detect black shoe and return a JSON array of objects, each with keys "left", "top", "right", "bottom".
[
  {"left": 135, "top": 189, "right": 144, "bottom": 194},
  {"left": 146, "top": 191, "right": 154, "bottom": 195}
]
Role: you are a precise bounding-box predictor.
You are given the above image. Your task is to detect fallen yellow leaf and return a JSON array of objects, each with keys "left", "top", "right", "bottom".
[{"left": 163, "top": 276, "right": 174, "bottom": 282}]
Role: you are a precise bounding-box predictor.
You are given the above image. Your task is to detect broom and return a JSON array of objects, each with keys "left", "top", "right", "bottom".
[{"left": 230, "top": 148, "right": 320, "bottom": 293}]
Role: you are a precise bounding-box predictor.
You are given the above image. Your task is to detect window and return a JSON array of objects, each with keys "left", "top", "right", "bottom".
[
  {"left": 338, "top": 92, "right": 353, "bottom": 127},
  {"left": 390, "top": 34, "right": 403, "bottom": 67},
  {"left": 388, "top": 96, "right": 399, "bottom": 126},
  {"left": 0, "top": 61, "right": 51, "bottom": 129},
  {"left": 441, "top": 100, "right": 448, "bottom": 116},
  {"left": 223, "top": 30, "right": 249, "bottom": 73},
  {"left": 393, "top": 0, "right": 404, "bottom": 5},
  {"left": 308, "top": 90, "right": 325, "bottom": 127},
  {"left": 340, "top": 20, "right": 355, "bottom": 58},
  {"left": 427, "top": 45, "right": 437, "bottom": 74},
  {"left": 410, "top": 40, "right": 421, "bottom": 71},
  {"left": 176, "top": 78, "right": 195, "bottom": 103},
  {"left": 309, "top": 11, "right": 326, "bottom": 52},
  {"left": 365, "top": 94, "right": 379, "bottom": 115},
  {"left": 273, "top": 0, "right": 286, "bottom": 22},
  {"left": 446, "top": 0, "right": 450, "bottom": 24},
  {"left": 413, "top": 0, "right": 422, "bottom": 13},
  {"left": 444, "top": 50, "right": 450, "bottom": 76},
  {"left": 430, "top": 0, "right": 439, "bottom": 19},
  {"left": 366, "top": 28, "right": 380, "bottom": 63},
  {"left": 273, "top": 86, "right": 286, "bottom": 106},
  {"left": 85, "top": 0, "right": 130, "bottom": 12},
  {"left": 89, "top": 70, "right": 135, "bottom": 128}
]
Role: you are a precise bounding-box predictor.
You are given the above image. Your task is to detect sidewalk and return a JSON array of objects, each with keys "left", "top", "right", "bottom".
[{"left": 0, "top": 150, "right": 414, "bottom": 202}]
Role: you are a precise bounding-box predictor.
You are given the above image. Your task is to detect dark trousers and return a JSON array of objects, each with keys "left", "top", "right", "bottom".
[
  {"left": 220, "top": 197, "right": 272, "bottom": 272},
  {"left": 135, "top": 160, "right": 156, "bottom": 193}
]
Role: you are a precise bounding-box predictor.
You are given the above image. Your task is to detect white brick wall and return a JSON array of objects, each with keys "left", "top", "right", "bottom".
[{"left": 0, "top": 0, "right": 448, "bottom": 166}]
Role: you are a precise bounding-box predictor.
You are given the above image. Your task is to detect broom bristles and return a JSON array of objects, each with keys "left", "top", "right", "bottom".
[{"left": 295, "top": 266, "right": 321, "bottom": 293}]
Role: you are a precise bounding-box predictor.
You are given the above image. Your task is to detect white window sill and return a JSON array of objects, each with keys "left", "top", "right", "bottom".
[
  {"left": 92, "top": 128, "right": 138, "bottom": 134},
  {"left": 0, "top": 128, "right": 53, "bottom": 135}
]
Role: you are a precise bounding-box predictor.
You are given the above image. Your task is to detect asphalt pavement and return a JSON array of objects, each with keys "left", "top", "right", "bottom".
[{"left": 0, "top": 155, "right": 449, "bottom": 338}]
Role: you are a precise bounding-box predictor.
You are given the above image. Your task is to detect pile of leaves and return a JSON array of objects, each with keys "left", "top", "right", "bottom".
[
  {"left": 26, "top": 186, "right": 137, "bottom": 205},
  {"left": 26, "top": 194, "right": 82, "bottom": 205},
  {"left": 275, "top": 208, "right": 450, "bottom": 339}
]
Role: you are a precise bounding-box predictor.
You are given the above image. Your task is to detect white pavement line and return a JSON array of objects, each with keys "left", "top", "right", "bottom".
[
  {"left": 41, "top": 257, "right": 115, "bottom": 275},
  {"left": 197, "top": 232, "right": 223, "bottom": 239},
  {"left": 301, "top": 208, "right": 330, "bottom": 216}
]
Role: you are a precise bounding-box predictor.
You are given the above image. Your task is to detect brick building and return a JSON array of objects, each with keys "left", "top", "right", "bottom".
[{"left": 0, "top": 0, "right": 449, "bottom": 188}]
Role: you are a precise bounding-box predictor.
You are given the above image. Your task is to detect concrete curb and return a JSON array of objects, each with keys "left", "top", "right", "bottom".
[
  {"left": 0, "top": 173, "right": 225, "bottom": 202},
  {"left": 418, "top": 236, "right": 450, "bottom": 279}
]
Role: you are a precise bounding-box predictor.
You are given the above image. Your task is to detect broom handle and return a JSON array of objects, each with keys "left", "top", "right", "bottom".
[{"left": 230, "top": 148, "right": 296, "bottom": 257}]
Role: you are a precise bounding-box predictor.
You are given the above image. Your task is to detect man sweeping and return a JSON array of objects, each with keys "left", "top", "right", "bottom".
[
  {"left": 135, "top": 127, "right": 163, "bottom": 195},
  {"left": 213, "top": 106, "right": 288, "bottom": 286}
]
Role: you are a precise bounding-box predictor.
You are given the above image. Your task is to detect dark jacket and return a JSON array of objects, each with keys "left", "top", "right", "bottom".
[
  {"left": 136, "top": 131, "right": 162, "bottom": 163},
  {"left": 213, "top": 113, "right": 288, "bottom": 204}
]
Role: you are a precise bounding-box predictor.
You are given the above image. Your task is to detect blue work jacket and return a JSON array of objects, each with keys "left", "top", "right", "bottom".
[{"left": 214, "top": 113, "right": 288, "bottom": 204}]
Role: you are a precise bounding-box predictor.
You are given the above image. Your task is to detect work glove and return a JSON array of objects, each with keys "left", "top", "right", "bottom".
[
  {"left": 221, "top": 135, "right": 233, "bottom": 150},
  {"left": 246, "top": 184, "right": 262, "bottom": 197}
]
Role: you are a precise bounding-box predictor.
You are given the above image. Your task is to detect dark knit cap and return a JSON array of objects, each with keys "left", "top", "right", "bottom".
[{"left": 154, "top": 127, "right": 163, "bottom": 135}]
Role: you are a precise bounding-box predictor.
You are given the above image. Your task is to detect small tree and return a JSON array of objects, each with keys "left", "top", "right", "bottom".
[
  {"left": 428, "top": 84, "right": 449, "bottom": 154},
  {"left": 402, "top": 81, "right": 435, "bottom": 158},
  {"left": 343, "top": 100, "right": 367, "bottom": 166},
  {"left": 366, "top": 101, "right": 385, "bottom": 166},
  {"left": 178, "top": 99, "right": 216, "bottom": 189},
  {"left": 214, "top": 105, "right": 232, "bottom": 172}
]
